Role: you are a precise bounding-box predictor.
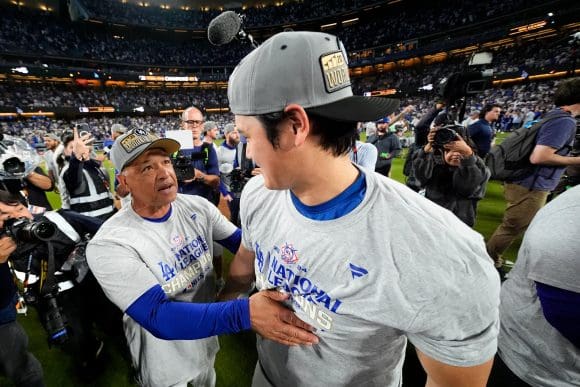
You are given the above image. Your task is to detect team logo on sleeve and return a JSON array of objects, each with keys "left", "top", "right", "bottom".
[{"left": 280, "top": 243, "right": 299, "bottom": 264}]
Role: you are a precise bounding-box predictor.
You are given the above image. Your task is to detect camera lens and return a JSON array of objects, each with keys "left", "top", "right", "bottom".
[{"left": 3, "top": 157, "right": 25, "bottom": 174}]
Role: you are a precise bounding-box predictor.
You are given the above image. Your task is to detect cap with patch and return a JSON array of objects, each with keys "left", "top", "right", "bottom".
[
  {"left": 110, "top": 128, "right": 180, "bottom": 171},
  {"left": 228, "top": 31, "right": 399, "bottom": 122},
  {"left": 224, "top": 123, "right": 236, "bottom": 135},
  {"left": 376, "top": 117, "right": 391, "bottom": 124}
]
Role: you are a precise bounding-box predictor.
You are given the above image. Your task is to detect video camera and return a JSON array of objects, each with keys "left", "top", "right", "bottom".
[{"left": 173, "top": 154, "right": 195, "bottom": 181}]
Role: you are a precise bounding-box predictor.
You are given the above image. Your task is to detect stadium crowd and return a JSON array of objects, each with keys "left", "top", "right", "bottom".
[
  {"left": 79, "top": 0, "right": 546, "bottom": 32},
  {"left": 0, "top": 0, "right": 562, "bottom": 68},
  {"left": 0, "top": 1, "right": 578, "bottom": 386}
]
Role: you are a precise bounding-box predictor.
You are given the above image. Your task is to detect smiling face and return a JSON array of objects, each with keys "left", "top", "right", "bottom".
[
  {"left": 119, "top": 148, "right": 178, "bottom": 217},
  {"left": 443, "top": 149, "right": 463, "bottom": 167},
  {"left": 235, "top": 115, "right": 299, "bottom": 190}
]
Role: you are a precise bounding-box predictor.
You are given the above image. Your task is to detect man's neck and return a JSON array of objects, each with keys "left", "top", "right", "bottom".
[
  {"left": 132, "top": 201, "right": 171, "bottom": 219},
  {"left": 193, "top": 138, "right": 203, "bottom": 146},
  {"left": 290, "top": 154, "right": 359, "bottom": 206}
]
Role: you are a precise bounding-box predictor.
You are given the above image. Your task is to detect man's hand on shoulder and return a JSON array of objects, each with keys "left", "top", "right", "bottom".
[{"left": 249, "top": 290, "right": 319, "bottom": 346}]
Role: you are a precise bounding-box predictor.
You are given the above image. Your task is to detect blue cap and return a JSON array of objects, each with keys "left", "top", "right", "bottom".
[{"left": 376, "top": 117, "right": 390, "bottom": 124}]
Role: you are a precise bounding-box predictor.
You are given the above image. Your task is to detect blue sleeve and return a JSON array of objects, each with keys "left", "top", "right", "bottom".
[
  {"left": 63, "top": 156, "right": 84, "bottom": 193},
  {"left": 217, "top": 228, "right": 241, "bottom": 254},
  {"left": 536, "top": 281, "right": 580, "bottom": 348},
  {"left": 206, "top": 147, "right": 220, "bottom": 176},
  {"left": 536, "top": 117, "right": 575, "bottom": 150},
  {"left": 219, "top": 180, "right": 230, "bottom": 196},
  {"left": 125, "top": 284, "right": 251, "bottom": 340}
]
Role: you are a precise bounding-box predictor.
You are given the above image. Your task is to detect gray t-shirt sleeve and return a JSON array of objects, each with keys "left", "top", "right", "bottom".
[
  {"left": 356, "top": 142, "right": 379, "bottom": 170},
  {"left": 207, "top": 199, "right": 238, "bottom": 242},
  {"left": 525, "top": 207, "right": 580, "bottom": 293},
  {"left": 240, "top": 176, "right": 262, "bottom": 251},
  {"left": 404, "top": 232, "right": 500, "bottom": 367},
  {"left": 87, "top": 240, "right": 159, "bottom": 312}
]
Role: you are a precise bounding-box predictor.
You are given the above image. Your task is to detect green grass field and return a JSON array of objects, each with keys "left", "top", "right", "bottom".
[{"left": 2, "top": 135, "right": 517, "bottom": 387}]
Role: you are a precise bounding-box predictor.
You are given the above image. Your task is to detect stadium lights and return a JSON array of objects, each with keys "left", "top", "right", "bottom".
[
  {"left": 342, "top": 18, "right": 359, "bottom": 26},
  {"left": 509, "top": 21, "right": 547, "bottom": 35},
  {"left": 321, "top": 22, "right": 337, "bottom": 30},
  {"left": 547, "top": 12, "right": 554, "bottom": 17},
  {"left": 11, "top": 67, "right": 29, "bottom": 74}
]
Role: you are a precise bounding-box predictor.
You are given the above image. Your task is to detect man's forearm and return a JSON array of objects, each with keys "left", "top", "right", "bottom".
[{"left": 220, "top": 245, "right": 256, "bottom": 300}]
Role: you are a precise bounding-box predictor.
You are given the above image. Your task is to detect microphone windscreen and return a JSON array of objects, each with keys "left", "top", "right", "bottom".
[{"left": 208, "top": 11, "right": 242, "bottom": 46}]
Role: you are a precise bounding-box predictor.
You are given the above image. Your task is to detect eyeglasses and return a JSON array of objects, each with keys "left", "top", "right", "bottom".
[{"left": 182, "top": 119, "right": 205, "bottom": 127}]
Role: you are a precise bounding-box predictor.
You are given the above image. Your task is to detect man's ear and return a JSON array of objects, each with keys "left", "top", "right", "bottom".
[
  {"left": 117, "top": 173, "right": 129, "bottom": 192},
  {"left": 284, "top": 104, "right": 310, "bottom": 147}
]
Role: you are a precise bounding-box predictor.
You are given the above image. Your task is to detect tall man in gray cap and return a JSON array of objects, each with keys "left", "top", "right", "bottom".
[
  {"left": 221, "top": 31, "right": 500, "bottom": 387},
  {"left": 86, "top": 128, "right": 318, "bottom": 387}
]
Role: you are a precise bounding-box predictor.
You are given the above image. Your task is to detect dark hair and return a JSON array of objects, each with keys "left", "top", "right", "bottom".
[
  {"left": 479, "top": 104, "right": 501, "bottom": 119},
  {"left": 256, "top": 111, "right": 357, "bottom": 156},
  {"left": 0, "top": 189, "right": 24, "bottom": 206},
  {"left": 61, "top": 131, "right": 74, "bottom": 146},
  {"left": 554, "top": 78, "right": 580, "bottom": 107}
]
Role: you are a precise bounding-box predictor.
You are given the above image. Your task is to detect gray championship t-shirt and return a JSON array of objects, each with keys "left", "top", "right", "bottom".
[
  {"left": 499, "top": 185, "right": 580, "bottom": 387},
  {"left": 87, "top": 194, "right": 237, "bottom": 387},
  {"left": 241, "top": 172, "right": 500, "bottom": 387}
]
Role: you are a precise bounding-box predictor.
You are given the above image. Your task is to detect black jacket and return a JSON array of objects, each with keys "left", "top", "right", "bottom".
[{"left": 413, "top": 149, "right": 490, "bottom": 227}]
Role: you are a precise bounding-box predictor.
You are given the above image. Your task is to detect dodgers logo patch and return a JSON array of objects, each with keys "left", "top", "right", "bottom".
[{"left": 280, "top": 243, "right": 299, "bottom": 264}]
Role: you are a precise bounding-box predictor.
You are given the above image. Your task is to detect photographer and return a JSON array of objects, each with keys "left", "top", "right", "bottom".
[
  {"left": 0, "top": 193, "right": 44, "bottom": 387},
  {"left": 413, "top": 122, "right": 490, "bottom": 227},
  {"left": 176, "top": 106, "right": 220, "bottom": 199},
  {"left": 0, "top": 133, "right": 53, "bottom": 212},
  {"left": 0, "top": 190, "right": 118, "bottom": 381},
  {"left": 59, "top": 128, "right": 115, "bottom": 220}
]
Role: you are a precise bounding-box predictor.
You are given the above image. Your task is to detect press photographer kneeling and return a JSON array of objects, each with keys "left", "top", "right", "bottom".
[{"left": 0, "top": 190, "right": 119, "bottom": 382}]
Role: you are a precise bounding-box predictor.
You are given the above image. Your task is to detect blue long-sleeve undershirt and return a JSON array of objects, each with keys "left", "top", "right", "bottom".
[
  {"left": 125, "top": 284, "right": 251, "bottom": 340},
  {"left": 536, "top": 281, "right": 580, "bottom": 348}
]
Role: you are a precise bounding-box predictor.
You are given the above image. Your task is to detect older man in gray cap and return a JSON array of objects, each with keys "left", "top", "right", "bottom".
[{"left": 87, "top": 128, "right": 317, "bottom": 387}]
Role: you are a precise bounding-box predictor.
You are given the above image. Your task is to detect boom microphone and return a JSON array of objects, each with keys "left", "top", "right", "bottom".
[{"left": 207, "top": 11, "right": 242, "bottom": 46}]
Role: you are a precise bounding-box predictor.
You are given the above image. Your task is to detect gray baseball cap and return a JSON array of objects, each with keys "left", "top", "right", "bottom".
[
  {"left": 228, "top": 31, "right": 399, "bottom": 122},
  {"left": 224, "top": 123, "right": 236, "bottom": 135},
  {"left": 110, "top": 128, "right": 180, "bottom": 171},
  {"left": 111, "top": 123, "right": 128, "bottom": 134}
]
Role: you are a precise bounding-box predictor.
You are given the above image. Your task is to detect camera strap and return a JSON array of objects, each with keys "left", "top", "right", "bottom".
[{"left": 39, "top": 241, "right": 59, "bottom": 296}]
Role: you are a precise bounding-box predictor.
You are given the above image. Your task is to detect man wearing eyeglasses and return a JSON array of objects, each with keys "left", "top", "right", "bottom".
[{"left": 178, "top": 106, "right": 220, "bottom": 200}]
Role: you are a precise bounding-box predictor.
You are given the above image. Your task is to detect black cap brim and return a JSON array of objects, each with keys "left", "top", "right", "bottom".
[{"left": 307, "top": 96, "right": 400, "bottom": 122}]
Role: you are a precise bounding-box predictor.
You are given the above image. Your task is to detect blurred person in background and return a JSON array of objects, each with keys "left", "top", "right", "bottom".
[{"left": 59, "top": 129, "right": 114, "bottom": 220}]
